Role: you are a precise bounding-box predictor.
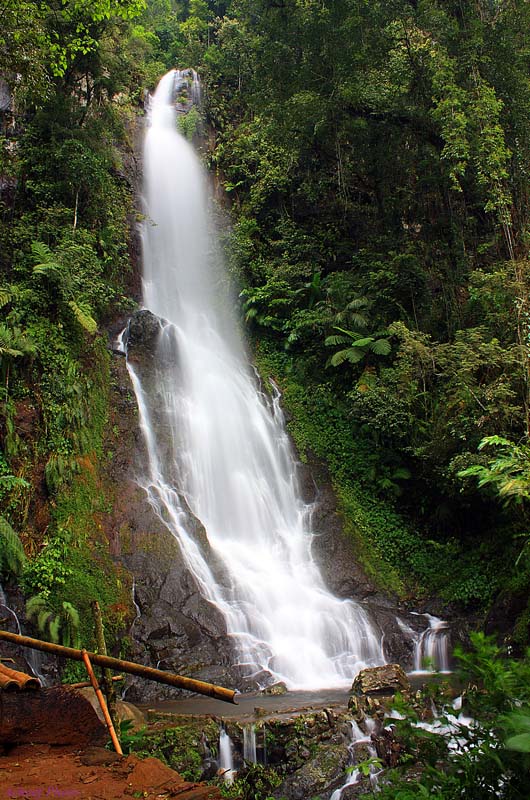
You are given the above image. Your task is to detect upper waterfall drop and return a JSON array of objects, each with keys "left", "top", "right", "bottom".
[{"left": 129, "top": 68, "right": 384, "bottom": 690}]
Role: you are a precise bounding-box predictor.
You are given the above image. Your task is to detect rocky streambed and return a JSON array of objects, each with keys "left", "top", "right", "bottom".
[{"left": 124, "top": 664, "right": 456, "bottom": 800}]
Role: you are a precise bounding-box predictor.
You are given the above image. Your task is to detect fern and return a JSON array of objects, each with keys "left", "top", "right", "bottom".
[
  {"left": 31, "top": 241, "right": 63, "bottom": 278},
  {"left": 0, "top": 288, "right": 13, "bottom": 309},
  {"left": 371, "top": 338, "right": 392, "bottom": 356},
  {"left": 68, "top": 300, "right": 97, "bottom": 334},
  {"left": 324, "top": 334, "right": 350, "bottom": 346},
  {"left": 0, "top": 516, "right": 26, "bottom": 576},
  {"left": 26, "top": 595, "right": 81, "bottom": 648},
  {"left": 49, "top": 616, "right": 61, "bottom": 643}
]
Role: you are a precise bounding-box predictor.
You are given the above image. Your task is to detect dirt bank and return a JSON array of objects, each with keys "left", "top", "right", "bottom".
[{"left": 0, "top": 744, "right": 223, "bottom": 800}]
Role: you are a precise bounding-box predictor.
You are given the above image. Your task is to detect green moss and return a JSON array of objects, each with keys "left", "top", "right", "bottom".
[{"left": 128, "top": 719, "right": 219, "bottom": 781}]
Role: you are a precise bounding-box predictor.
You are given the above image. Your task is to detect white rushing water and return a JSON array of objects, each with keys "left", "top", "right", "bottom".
[
  {"left": 128, "top": 68, "right": 383, "bottom": 690},
  {"left": 219, "top": 728, "right": 235, "bottom": 784},
  {"left": 330, "top": 718, "right": 380, "bottom": 799},
  {"left": 243, "top": 724, "right": 257, "bottom": 765},
  {"left": 412, "top": 614, "right": 451, "bottom": 674}
]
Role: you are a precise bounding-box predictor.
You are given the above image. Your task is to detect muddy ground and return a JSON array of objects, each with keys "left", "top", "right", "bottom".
[{"left": 0, "top": 743, "right": 223, "bottom": 800}]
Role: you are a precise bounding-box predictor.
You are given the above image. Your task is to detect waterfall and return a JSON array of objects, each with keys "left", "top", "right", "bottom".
[
  {"left": 330, "top": 718, "right": 380, "bottom": 799},
  {"left": 218, "top": 728, "right": 235, "bottom": 784},
  {"left": 412, "top": 614, "right": 450, "bottom": 674},
  {"left": 127, "top": 68, "right": 383, "bottom": 690},
  {"left": 243, "top": 724, "right": 257, "bottom": 765}
]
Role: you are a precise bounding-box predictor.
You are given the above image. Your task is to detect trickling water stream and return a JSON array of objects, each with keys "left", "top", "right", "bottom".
[
  {"left": 219, "top": 728, "right": 235, "bottom": 784},
  {"left": 243, "top": 724, "right": 257, "bottom": 765},
  {"left": 125, "top": 68, "right": 384, "bottom": 690}
]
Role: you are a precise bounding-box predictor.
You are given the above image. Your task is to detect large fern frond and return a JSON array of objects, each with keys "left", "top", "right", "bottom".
[
  {"left": 68, "top": 301, "right": 97, "bottom": 334},
  {"left": 26, "top": 594, "right": 47, "bottom": 619},
  {"left": 0, "top": 516, "right": 26, "bottom": 576},
  {"left": 324, "top": 334, "right": 350, "bottom": 347},
  {"left": 370, "top": 338, "right": 392, "bottom": 356}
]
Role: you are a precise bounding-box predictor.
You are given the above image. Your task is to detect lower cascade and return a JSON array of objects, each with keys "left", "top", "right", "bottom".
[
  {"left": 330, "top": 719, "right": 380, "bottom": 799},
  {"left": 218, "top": 728, "right": 235, "bottom": 784},
  {"left": 126, "top": 67, "right": 384, "bottom": 689},
  {"left": 413, "top": 614, "right": 451, "bottom": 673},
  {"left": 243, "top": 724, "right": 258, "bottom": 765}
]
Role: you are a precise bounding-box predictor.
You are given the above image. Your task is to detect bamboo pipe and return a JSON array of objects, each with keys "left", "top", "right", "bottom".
[
  {"left": 81, "top": 650, "right": 123, "bottom": 756},
  {"left": 67, "top": 674, "right": 124, "bottom": 690},
  {"left": 0, "top": 663, "right": 40, "bottom": 691},
  {"left": 0, "top": 671, "right": 18, "bottom": 692},
  {"left": 0, "top": 630, "right": 237, "bottom": 704}
]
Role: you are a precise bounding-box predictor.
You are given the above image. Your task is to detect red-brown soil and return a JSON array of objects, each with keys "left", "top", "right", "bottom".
[{"left": 0, "top": 744, "right": 224, "bottom": 800}]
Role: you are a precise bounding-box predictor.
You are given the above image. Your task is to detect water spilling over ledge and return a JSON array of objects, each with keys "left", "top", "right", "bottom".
[{"left": 125, "top": 68, "right": 384, "bottom": 690}]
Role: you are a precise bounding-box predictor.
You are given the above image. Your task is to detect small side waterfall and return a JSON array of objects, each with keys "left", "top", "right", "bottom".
[
  {"left": 412, "top": 614, "right": 450, "bottom": 673},
  {"left": 0, "top": 582, "right": 48, "bottom": 685},
  {"left": 127, "top": 67, "right": 384, "bottom": 690},
  {"left": 243, "top": 724, "right": 257, "bottom": 765},
  {"left": 330, "top": 718, "right": 380, "bottom": 799},
  {"left": 219, "top": 729, "right": 235, "bottom": 784}
]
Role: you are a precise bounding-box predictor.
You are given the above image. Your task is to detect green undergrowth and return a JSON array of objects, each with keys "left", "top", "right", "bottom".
[
  {"left": 14, "top": 335, "right": 133, "bottom": 678},
  {"left": 253, "top": 338, "right": 508, "bottom": 607},
  {"left": 125, "top": 719, "right": 220, "bottom": 781}
]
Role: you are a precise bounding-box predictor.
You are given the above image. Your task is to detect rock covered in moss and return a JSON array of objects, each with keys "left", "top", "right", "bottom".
[
  {"left": 278, "top": 742, "right": 349, "bottom": 800},
  {"left": 351, "top": 664, "right": 410, "bottom": 697}
]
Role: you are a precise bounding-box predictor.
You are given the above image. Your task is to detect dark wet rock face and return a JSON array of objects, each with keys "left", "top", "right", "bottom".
[
  {"left": 126, "top": 309, "right": 163, "bottom": 359},
  {"left": 104, "top": 320, "right": 456, "bottom": 697},
  {"left": 101, "top": 350, "right": 239, "bottom": 701}
]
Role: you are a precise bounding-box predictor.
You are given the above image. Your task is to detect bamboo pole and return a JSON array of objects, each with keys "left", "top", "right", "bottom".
[
  {"left": 0, "top": 630, "right": 237, "bottom": 704},
  {"left": 91, "top": 600, "right": 116, "bottom": 724},
  {"left": 81, "top": 650, "right": 123, "bottom": 756},
  {"left": 67, "top": 674, "right": 124, "bottom": 690}
]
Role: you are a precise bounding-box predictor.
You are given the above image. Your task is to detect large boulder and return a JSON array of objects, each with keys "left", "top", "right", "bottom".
[
  {"left": 126, "top": 309, "right": 163, "bottom": 357},
  {"left": 279, "top": 742, "right": 349, "bottom": 800},
  {"left": 351, "top": 664, "right": 410, "bottom": 697}
]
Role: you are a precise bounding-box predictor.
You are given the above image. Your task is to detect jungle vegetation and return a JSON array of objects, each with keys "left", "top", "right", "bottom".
[{"left": 1, "top": 0, "right": 530, "bottom": 793}]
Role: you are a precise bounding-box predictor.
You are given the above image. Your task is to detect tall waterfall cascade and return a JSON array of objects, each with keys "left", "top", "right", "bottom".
[{"left": 127, "top": 68, "right": 384, "bottom": 690}]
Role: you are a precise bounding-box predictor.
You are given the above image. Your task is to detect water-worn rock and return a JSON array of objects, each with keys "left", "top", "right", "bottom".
[
  {"left": 351, "top": 664, "right": 410, "bottom": 697},
  {"left": 261, "top": 681, "right": 288, "bottom": 695},
  {"left": 126, "top": 309, "right": 163, "bottom": 358},
  {"left": 279, "top": 742, "right": 349, "bottom": 800}
]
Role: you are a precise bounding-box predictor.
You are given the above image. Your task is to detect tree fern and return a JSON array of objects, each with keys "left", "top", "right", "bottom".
[
  {"left": 31, "top": 241, "right": 63, "bottom": 278},
  {"left": 371, "top": 338, "right": 392, "bottom": 356}
]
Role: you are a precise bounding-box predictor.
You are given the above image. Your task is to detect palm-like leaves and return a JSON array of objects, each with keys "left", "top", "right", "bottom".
[
  {"left": 0, "top": 324, "right": 36, "bottom": 360},
  {"left": 325, "top": 326, "right": 391, "bottom": 367},
  {"left": 459, "top": 436, "right": 530, "bottom": 504}
]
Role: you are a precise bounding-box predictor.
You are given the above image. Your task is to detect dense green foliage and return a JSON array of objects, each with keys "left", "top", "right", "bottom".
[
  {"left": 0, "top": 0, "right": 148, "bottom": 649},
  {"left": 153, "top": 0, "right": 530, "bottom": 613},
  {"left": 1, "top": 0, "right": 530, "bottom": 640}
]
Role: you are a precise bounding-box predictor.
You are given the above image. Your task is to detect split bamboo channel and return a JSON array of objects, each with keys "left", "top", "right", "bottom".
[{"left": 0, "top": 630, "right": 237, "bottom": 704}]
